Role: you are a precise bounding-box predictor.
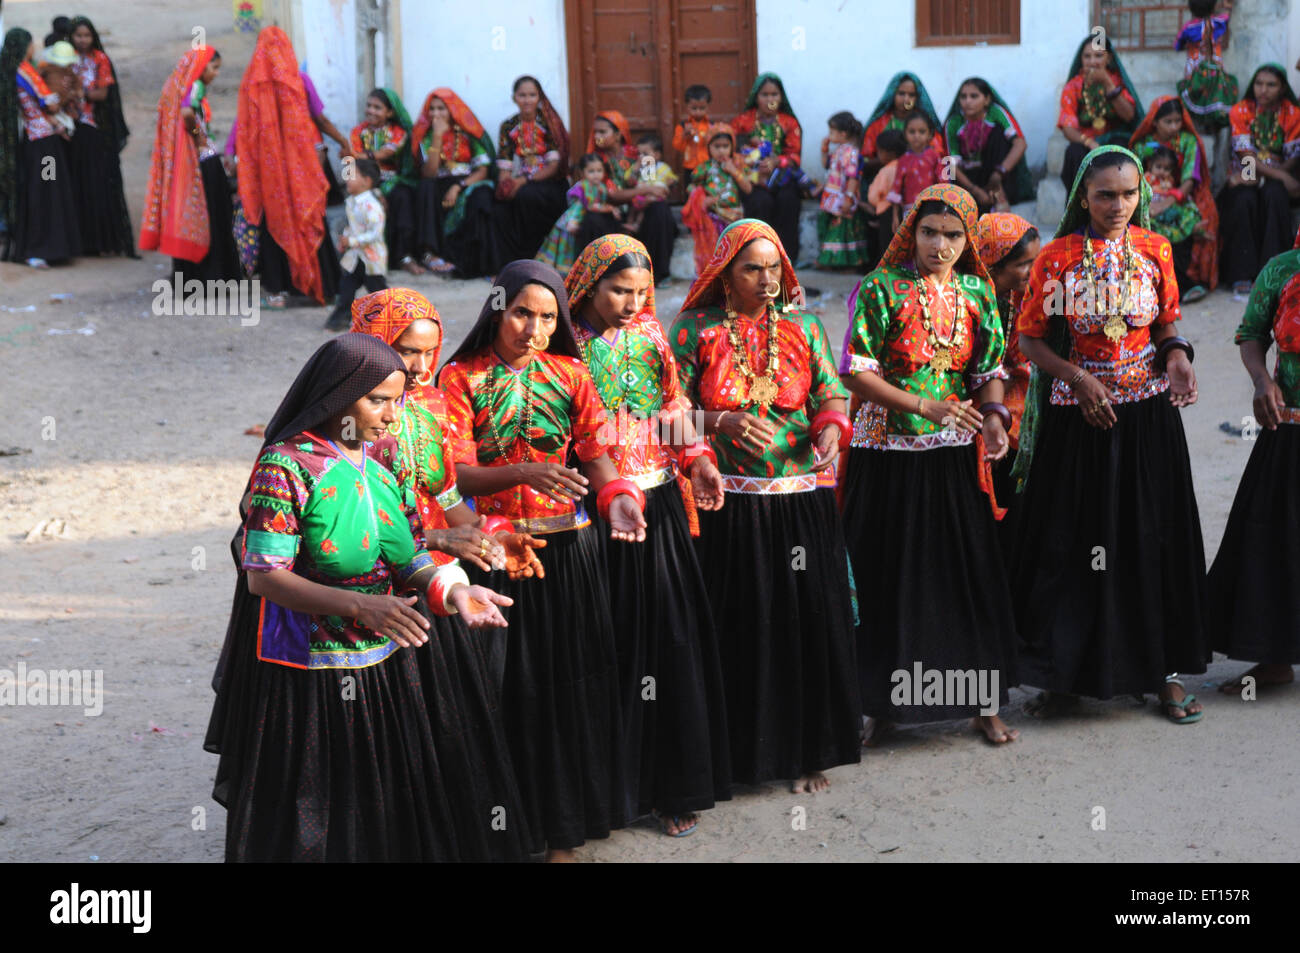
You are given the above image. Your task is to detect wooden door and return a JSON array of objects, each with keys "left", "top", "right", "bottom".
[{"left": 566, "top": 0, "right": 756, "bottom": 176}]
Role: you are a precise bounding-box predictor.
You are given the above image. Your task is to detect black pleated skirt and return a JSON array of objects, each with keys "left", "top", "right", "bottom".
[
  {"left": 172, "top": 153, "right": 240, "bottom": 283},
  {"left": 415, "top": 174, "right": 459, "bottom": 259},
  {"left": 493, "top": 177, "right": 568, "bottom": 261},
  {"left": 694, "top": 486, "right": 861, "bottom": 784},
  {"left": 591, "top": 482, "right": 731, "bottom": 818},
  {"left": 444, "top": 184, "right": 507, "bottom": 278},
  {"left": 1217, "top": 179, "right": 1293, "bottom": 286},
  {"left": 991, "top": 447, "right": 1022, "bottom": 561},
  {"left": 1207, "top": 423, "right": 1300, "bottom": 664},
  {"left": 7, "top": 134, "right": 79, "bottom": 263},
  {"left": 257, "top": 217, "right": 341, "bottom": 302},
  {"left": 384, "top": 182, "right": 418, "bottom": 266},
  {"left": 740, "top": 180, "right": 803, "bottom": 263},
  {"left": 69, "top": 122, "right": 134, "bottom": 256},
  {"left": 204, "top": 588, "right": 526, "bottom": 861},
  {"left": 467, "top": 524, "right": 626, "bottom": 852},
  {"left": 1010, "top": 395, "right": 1210, "bottom": 697},
  {"left": 844, "top": 445, "right": 1018, "bottom": 722}
]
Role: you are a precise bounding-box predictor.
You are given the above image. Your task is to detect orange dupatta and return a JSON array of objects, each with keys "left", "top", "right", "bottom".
[
  {"left": 139, "top": 47, "right": 216, "bottom": 261},
  {"left": 236, "top": 27, "right": 327, "bottom": 302}
]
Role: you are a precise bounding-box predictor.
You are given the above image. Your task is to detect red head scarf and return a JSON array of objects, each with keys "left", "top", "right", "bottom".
[
  {"left": 882, "top": 183, "right": 991, "bottom": 282},
  {"left": 565, "top": 233, "right": 655, "bottom": 317},
  {"left": 586, "top": 109, "right": 633, "bottom": 153},
  {"left": 139, "top": 46, "right": 217, "bottom": 260},
  {"left": 237, "top": 27, "right": 327, "bottom": 302},
  {"left": 973, "top": 212, "right": 1034, "bottom": 271},
  {"left": 681, "top": 218, "right": 800, "bottom": 312},
  {"left": 409, "top": 87, "right": 486, "bottom": 158}
]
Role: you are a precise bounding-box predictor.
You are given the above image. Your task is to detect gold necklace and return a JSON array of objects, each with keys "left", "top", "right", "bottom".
[
  {"left": 1082, "top": 231, "right": 1135, "bottom": 342},
  {"left": 917, "top": 271, "right": 965, "bottom": 373},
  {"left": 724, "top": 302, "right": 781, "bottom": 410}
]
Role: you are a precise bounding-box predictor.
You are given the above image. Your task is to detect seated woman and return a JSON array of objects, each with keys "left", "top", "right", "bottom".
[
  {"left": 0, "top": 29, "right": 79, "bottom": 267},
  {"left": 860, "top": 71, "right": 944, "bottom": 178},
  {"left": 67, "top": 16, "right": 135, "bottom": 257},
  {"left": 731, "top": 73, "right": 805, "bottom": 262},
  {"left": 1130, "top": 95, "right": 1219, "bottom": 302},
  {"left": 492, "top": 75, "right": 570, "bottom": 262},
  {"left": 943, "top": 77, "right": 1031, "bottom": 214},
  {"left": 1217, "top": 64, "right": 1300, "bottom": 298},
  {"left": 1057, "top": 35, "right": 1142, "bottom": 190},
  {"left": 236, "top": 26, "right": 340, "bottom": 308},
  {"left": 350, "top": 87, "right": 422, "bottom": 275},
  {"left": 576, "top": 110, "right": 675, "bottom": 283},
  {"left": 204, "top": 332, "right": 521, "bottom": 861},
  {"left": 409, "top": 87, "right": 496, "bottom": 275}
]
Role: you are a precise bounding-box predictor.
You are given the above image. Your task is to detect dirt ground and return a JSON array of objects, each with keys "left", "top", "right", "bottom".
[{"left": 1, "top": 1, "right": 1296, "bottom": 863}]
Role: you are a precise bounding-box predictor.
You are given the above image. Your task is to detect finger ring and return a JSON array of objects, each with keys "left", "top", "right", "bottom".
[{"left": 1099, "top": 398, "right": 1110, "bottom": 406}]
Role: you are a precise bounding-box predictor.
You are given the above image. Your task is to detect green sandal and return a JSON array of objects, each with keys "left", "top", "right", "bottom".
[{"left": 1161, "top": 678, "right": 1203, "bottom": 725}]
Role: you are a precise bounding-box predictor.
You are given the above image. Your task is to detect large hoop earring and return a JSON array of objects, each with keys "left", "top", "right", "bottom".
[{"left": 416, "top": 369, "right": 434, "bottom": 387}]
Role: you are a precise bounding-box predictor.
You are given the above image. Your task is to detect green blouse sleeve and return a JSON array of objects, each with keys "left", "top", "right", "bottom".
[
  {"left": 1236, "top": 256, "right": 1285, "bottom": 344},
  {"left": 803, "top": 312, "right": 849, "bottom": 406},
  {"left": 845, "top": 273, "right": 891, "bottom": 374},
  {"left": 964, "top": 275, "right": 1009, "bottom": 388},
  {"left": 669, "top": 311, "right": 703, "bottom": 402},
  {"left": 1177, "top": 131, "right": 1199, "bottom": 183}
]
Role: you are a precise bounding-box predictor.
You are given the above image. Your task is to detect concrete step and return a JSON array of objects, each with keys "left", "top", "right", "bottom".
[
  {"left": 1034, "top": 177, "right": 1068, "bottom": 233},
  {"left": 1046, "top": 130, "right": 1067, "bottom": 178}
]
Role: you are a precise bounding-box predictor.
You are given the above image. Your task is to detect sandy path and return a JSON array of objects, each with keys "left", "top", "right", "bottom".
[{"left": 1, "top": 0, "right": 1296, "bottom": 863}]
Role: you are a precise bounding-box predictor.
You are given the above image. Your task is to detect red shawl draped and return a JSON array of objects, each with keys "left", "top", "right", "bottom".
[
  {"left": 236, "top": 27, "right": 327, "bottom": 302},
  {"left": 410, "top": 87, "right": 485, "bottom": 159},
  {"left": 139, "top": 47, "right": 216, "bottom": 261}
]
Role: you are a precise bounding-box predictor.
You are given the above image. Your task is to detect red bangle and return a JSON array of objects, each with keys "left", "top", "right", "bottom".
[
  {"left": 811, "top": 409, "right": 852, "bottom": 451},
  {"left": 1168, "top": 188, "right": 1185, "bottom": 202},
  {"left": 596, "top": 478, "right": 646, "bottom": 521},
  {"left": 481, "top": 516, "right": 514, "bottom": 536},
  {"left": 677, "top": 443, "right": 717, "bottom": 475}
]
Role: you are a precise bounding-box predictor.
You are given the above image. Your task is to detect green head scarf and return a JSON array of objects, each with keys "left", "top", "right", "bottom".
[
  {"left": 943, "top": 77, "right": 1033, "bottom": 201},
  {"left": 1011, "top": 145, "right": 1150, "bottom": 491},
  {"left": 376, "top": 87, "right": 418, "bottom": 195},
  {"left": 1066, "top": 35, "right": 1145, "bottom": 135},
  {"left": 0, "top": 28, "right": 34, "bottom": 232},
  {"left": 743, "top": 72, "right": 797, "bottom": 121},
  {"left": 1243, "top": 63, "right": 1298, "bottom": 106},
  {"left": 867, "top": 71, "right": 940, "bottom": 131}
]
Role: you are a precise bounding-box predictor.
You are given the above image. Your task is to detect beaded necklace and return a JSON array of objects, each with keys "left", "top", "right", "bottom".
[
  {"left": 1081, "top": 230, "right": 1136, "bottom": 342},
  {"left": 916, "top": 270, "right": 965, "bottom": 373},
  {"left": 723, "top": 302, "right": 781, "bottom": 410},
  {"left": 485, "top": 359, "right": 536, "bottom": 459},
  {"left": 1080, "top": 80, "right": 1109, "bottom": 131}
]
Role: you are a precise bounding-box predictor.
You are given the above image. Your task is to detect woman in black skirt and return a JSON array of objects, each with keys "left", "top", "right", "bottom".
[
  {"left": 0, "top": 29, "right": 79, "bottom": 267},
  {"left": 139, "top": 46, "right": 239, "bottom": 283},
  {"left": 1207, "top": 245, "right": 1300, "bottom": 694},
  {"left": 566, "top": 234, "right": 731, "bottom": 836},
  {"left": 234, "top": 25, "right": 340, "bottom": 307},
  {"left": 491, "top": 76, "right": 570, "bottom": 262},
  {"left": 840, "top": 184, "right": 1021, "bottom": 746},
  {"left": 669, "top": 218, "right": 861, "bottom": 793},
  {"left": 1217, "top": 65, "right": 1300, "bottom": 298},
  {"left": 731, "top": 74, "right": 805, "bottom": 263},
  {"left": 575, "top": 111, "right": 676, "bottom": 284},
  {"left": 204, "top": 332, "right": 525, "bottom": 862},
  {"left": 439, "top": 260, "right": 645, "bottom": 861},
  {"left": 409, "top": 87, "right": 498, "bottom": 276},
  {"left": 1011, "top": 145, "right": 1209, "bottom": 724},
  {"left": 67, "top": 17, "right": 135, "bottom": 257}
]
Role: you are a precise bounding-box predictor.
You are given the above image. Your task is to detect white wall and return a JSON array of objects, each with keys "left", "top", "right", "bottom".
[
  {"left": 754, "top": 0, "right": 1091, "bottom": 174},
  {"left": 398, "top": 0, "right": 569, "bottom": 149},
  {"left": 298, "top": 0, "right": 358, "bottom": 135}
]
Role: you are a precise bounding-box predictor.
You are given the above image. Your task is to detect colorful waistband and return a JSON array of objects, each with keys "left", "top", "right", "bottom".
[
  {"left": 721, "top": 473, "right": 819, "bottom": 494},
  {"left": 1281, "top": 407, "right": 1300, "bottom": 426},
  {"left": 626, "top": 466, "right": 675, "bottom": 490},
  {"left": 512, "top": 510, "right": 592, "bottom": 534}
]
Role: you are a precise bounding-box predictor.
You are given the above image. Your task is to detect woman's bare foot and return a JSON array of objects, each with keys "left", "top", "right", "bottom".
[
  {"left": 653, "top": 810, "right": 699, "bottom": 837},
  {"left": 973, "top": 714, "right": 1020, "bottom": 744},
  {"left": 861, "top": 716, "right": 892, "bottom": 748},
  {"left": 1218, "top": 663, "right": 1296, "bottom": 694},
  {"left": 791, "top": 771, "right": 830, "bottom": 794},
  {"left": 545, "top": 847, "right": 577, "bottom": 863}
]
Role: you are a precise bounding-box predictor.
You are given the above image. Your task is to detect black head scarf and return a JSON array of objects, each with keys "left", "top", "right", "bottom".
[
  {"left": 68, "top": 16, "right": 130, "bottom": 152},
  {"left": 444, "top": 259, "right": 581, "bottom": 366},
  {"left": 261, "top": 332, "right": 408, "bottom": 449},
  {"left": 0, "top": 29, "right": 33, "bottom": 231}
]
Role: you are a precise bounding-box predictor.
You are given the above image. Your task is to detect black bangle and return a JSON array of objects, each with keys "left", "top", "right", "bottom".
[
  {"left": 1153, "top": 336, "right": 1193, "bottom": 371},
  {"left": 979, "top": 402, "right": 1013, "bottom": 431},
  {"left": 1106, "top": 85, "right": 1124, "bottom": 100}
]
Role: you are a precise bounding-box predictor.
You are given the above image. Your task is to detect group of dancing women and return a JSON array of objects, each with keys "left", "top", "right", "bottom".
[{"left": 207, "top": 134, "right": 1299, "bottom": 860}]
